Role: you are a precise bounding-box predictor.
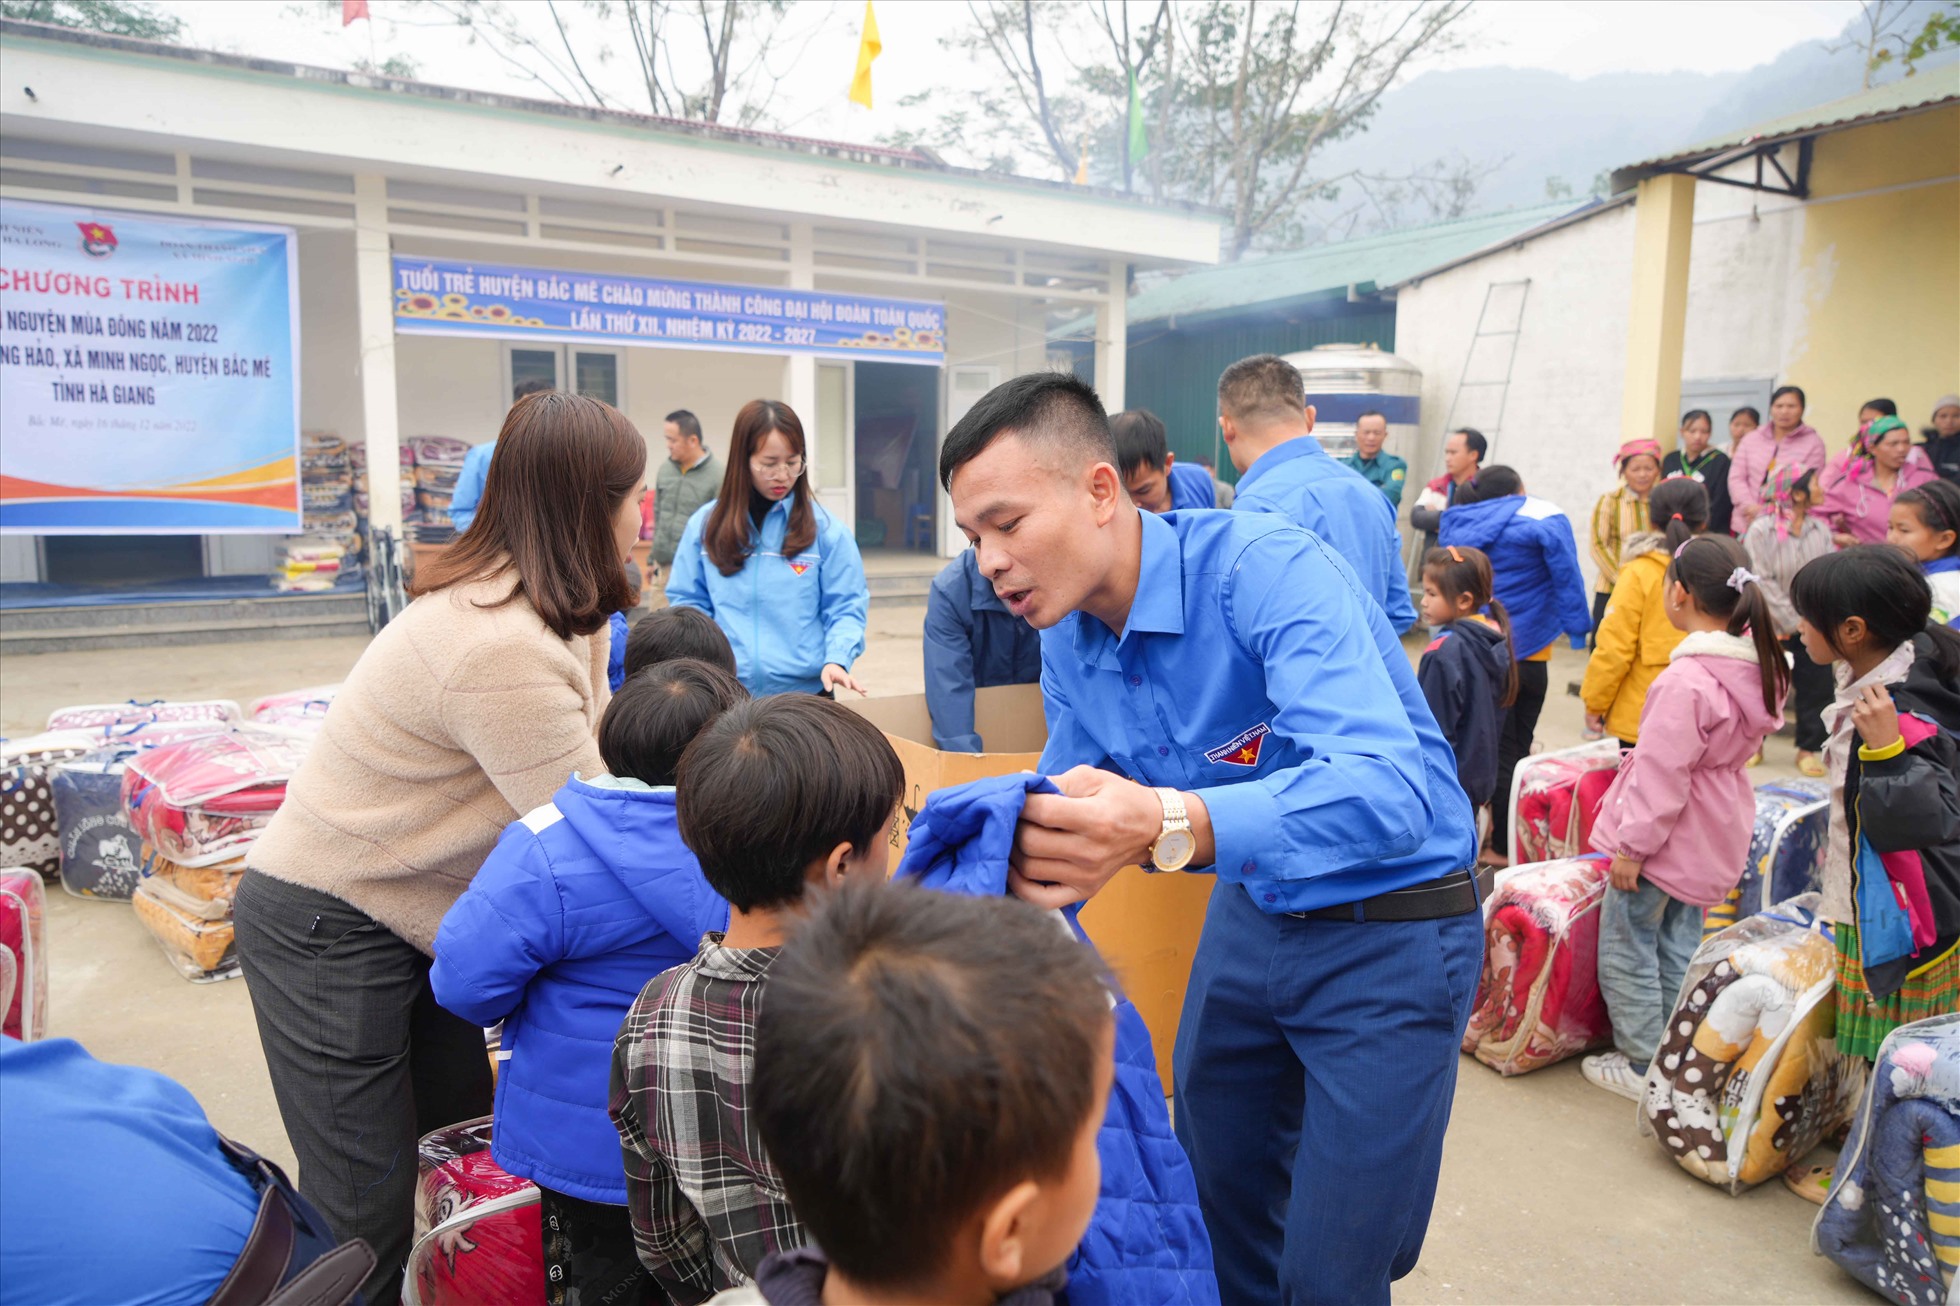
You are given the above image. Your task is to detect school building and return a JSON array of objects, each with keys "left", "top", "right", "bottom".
[{"left": 0, "top": 18, "right": 1219, "bottom": 643}]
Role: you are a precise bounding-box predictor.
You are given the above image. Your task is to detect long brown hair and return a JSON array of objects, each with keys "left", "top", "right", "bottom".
[
  {"left": 1422, "top": 546, "right": 1519, "bottom": 707},
  {"left": 704, "top": 399, "right": 816, "bottom": 576},
  {"left": 414, "top": 391, "right": 645, "bottom": 639}
]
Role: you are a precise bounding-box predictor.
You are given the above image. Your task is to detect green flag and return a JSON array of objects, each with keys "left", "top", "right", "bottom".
[{"left": 1127, "top": 68, "right": 1148, "bottom": 162}]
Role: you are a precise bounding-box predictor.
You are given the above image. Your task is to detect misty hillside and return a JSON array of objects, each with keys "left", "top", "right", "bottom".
[{"left": 1305, "top": 1, "right": 1958, "bottom": 236}]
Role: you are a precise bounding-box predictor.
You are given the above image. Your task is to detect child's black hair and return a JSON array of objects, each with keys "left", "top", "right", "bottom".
[
  {"left": 754, "top": 880, "right": 1113, "bottom": 1294},
  {"left": 1895, "top": 481, "right": 1960, "bottom": 559},
  {"left": 1665, "top": 536, "right": 1790, "bottom": 715},
  {"left": 1790, "top": 545, "right": 1960, "bottom": 680},
  {"left": 1648, "top": 476, "right": 1710, "bottom": 553},
  {"left": 1456, "top": 464, "right": 1521, "bottom": 504},
  {"left": 675, "top": 695, "right": 904, "bottom": 912},
  {"left": 598, "top": 660, "right": 748, "bottom": 786},
  {"left": 625, "top": 606, "right": 737, "bottom": 681},
  {"left": 1421, "top": 546, "right": 1518, "bottom": 707}
]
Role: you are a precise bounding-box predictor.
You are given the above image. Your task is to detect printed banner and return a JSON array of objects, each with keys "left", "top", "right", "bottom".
[
  {"left": 0, "top": 200, "right": 301, "bottom": 534},
  {"left": 392, "top": 256, "right": 945, "bottom": 365}
]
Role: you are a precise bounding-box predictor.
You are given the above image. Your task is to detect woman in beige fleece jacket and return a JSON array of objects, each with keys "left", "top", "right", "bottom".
[{"left": 234, "top": 391, "right": 645, "bottom": 1301}]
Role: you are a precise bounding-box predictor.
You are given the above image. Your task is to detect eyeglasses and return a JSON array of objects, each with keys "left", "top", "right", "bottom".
[{"left": 751, "top": 456, "right": 805, "bottom": 477}]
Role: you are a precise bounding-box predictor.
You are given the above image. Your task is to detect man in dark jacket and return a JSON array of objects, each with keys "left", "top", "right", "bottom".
[
  {"left": 650, "top": 409, "right": 721, "bottom": 584},
  {"left": 1410, "top": 427, "right": 1486, "bottom": 555},
  {"left": 923, "top": 548, "right": 1042, "bottom": 751},
  {"left": 1440, "top": 466, "right": 1592, "bottom": 859}
]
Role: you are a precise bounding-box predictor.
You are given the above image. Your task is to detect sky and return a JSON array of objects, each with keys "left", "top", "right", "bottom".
[{"left": 156, "top": 0, "right": 1863, "bottom": 156}]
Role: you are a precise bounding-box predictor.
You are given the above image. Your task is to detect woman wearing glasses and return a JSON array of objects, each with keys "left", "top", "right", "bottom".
[{"left": 666, "top": 398, "right": 871, "bottom": 696}]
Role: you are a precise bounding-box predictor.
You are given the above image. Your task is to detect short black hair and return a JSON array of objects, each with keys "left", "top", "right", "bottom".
[
  {"left": 675, "top": 696, "right": 903, "bottom": 912},
  {"left": 625, "top": 606, "right": 737, "bottom": 681},
  {"left": 1861, "top": 397, "right": 1897, "bottom": 418},
  {"left": 512, "top": 377, "right": 553, "bottom": 403},
  {"left": 1791, "top": 544, "right": 1960, "bottom": 678},
  {"left": 599, "top": 660, "right": 748, "bottom": 786},
  {"left": 1451, "top": 427, "right": 1488, "bottom": 462},
  {"left": 1356, "top": 409, "right": 1388, "bottom": 427},
  {"left": 1731, "top": 405, "right": 1761, "bottom": 425},
  {"left": 1217, "top": 354, "right": 1307, "bottom": 425},
  {"left": 665, "top": 409, "right": 703, "bottom": 441},
  {"left": 1461, "top": 464, "right": 1521, "bottom": 501},
  {"left": 938, "top": 371, "right": 1114, "bottom": 490},
  {"left": 1108, "top": 408, "right": 1170, "bottom": 476},
  {"left": 754, "top": 879, "right": 1113, "bottom": 1292}
]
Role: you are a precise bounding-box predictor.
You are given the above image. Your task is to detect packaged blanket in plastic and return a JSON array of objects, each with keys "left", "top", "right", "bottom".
[
  {"left": 1507, "top": 739, "right": 1623, "bottom": 865},
  {"left": 44, "top": 700, "right": 241, "bottom": 732},
  {"left": 406, "top": 1116, "right": 543, "bottom": 1306},
  {"left": 122, "top": 728, "right": 307, "bottom": 867},
  {"left": 1, "top": 867, "right": 48, "bottom": 1040},
  {"left": 1640, "top": 894, "right": 1867, "bottom": 1194},
  {"left": 1462, "top": 854, "right": 1614, "bottom": 1075},
  {"left": 1704, "top": 779, "right": 1831, "bottom": 938},
  {"left": 53, "top": 750, "right": 151, "bottom": 901},
  {"left": 2, "top": 731, "right": 100, "bottom": 876},
  {"left": 1813, "top": 1013, "right": 1960, "bottom": 1304},
  {"left": 248, "top": 685, "right": 341, "bottom": 732},
  {"left": 131, "top": 876, "right": 238, "bottom": 982}
]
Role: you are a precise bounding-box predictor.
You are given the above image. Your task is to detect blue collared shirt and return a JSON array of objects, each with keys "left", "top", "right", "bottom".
[
  {"left": 1037, "top": 510, "right": 1475, "bottom": 914},
  {"left": 1167, "top": 461, "right": 1217, "bottom": 511},
  {"left": 1233, "top": 435, "right": 1417, "bottom": 633},
  {"left": 924, "top": 550, "right": 1044, "bottom": 752}
]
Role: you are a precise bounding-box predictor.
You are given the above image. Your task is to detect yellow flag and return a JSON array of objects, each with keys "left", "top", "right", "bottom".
[{"left": 849, "top": 1, "right": 881, "bottom": 109}]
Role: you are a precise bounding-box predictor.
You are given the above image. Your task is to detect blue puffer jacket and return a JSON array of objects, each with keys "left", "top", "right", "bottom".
[
  {"left": 897, "top": 774, "right": 1218, "bottom": 1306},
  {"left": 430, "top": 775, "right": 730, "bottom": 1203},
  {"left": 1439, "top": 493, "right": 1593, "bottom": 658},
  {"left": 665, "top": 495, "right": 869, "bottom": 697}
]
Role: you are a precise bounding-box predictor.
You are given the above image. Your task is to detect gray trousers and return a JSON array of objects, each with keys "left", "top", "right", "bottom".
[{"left": 234, "top": 869, "right": 493, "bottom": 1305}]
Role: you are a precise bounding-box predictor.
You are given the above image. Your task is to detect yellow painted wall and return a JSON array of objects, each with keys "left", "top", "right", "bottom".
[{"left": 1782, "top": 103, "right": 1960, "bottom": 444}]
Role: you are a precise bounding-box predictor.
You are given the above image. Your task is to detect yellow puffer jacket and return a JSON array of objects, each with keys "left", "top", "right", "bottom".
[{"left": 1580, "top": 532, "right": 1687, "bottom": 742}]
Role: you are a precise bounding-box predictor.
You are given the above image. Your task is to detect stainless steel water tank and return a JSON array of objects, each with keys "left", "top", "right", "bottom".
[{"left": 1278, "top": 343, "right": 1422, "bottom": 461}]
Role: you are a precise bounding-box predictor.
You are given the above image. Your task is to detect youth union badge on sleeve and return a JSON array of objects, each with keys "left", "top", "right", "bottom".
[{"left": 1203, "top": 722, "right": 1270, "bottom": 767}]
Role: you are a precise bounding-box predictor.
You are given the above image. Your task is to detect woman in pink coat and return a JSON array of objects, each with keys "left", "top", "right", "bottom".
[
  {"left": 1728, "top": 385, "right": 1826, "bottom": 534},
  {"left": 1820, "top": 416, "right": 1934, "bottom": 546}
]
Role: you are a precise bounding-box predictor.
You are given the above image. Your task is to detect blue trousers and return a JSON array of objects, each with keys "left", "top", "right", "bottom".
[
  {"left": 1172, "top": 878, "right": 1483, "bottom": 1306},
  {"left": 1597, "top": 879, "right": 1704, "bottom": 1071}
]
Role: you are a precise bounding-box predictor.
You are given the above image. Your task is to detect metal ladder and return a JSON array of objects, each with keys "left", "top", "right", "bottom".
[{"left": 1403, "top": 278, "right": 1532, "bottom": 587}]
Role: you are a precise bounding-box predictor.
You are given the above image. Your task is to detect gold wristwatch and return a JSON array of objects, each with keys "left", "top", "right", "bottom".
[{"left": 1148, "top": 787, "right": 1196, "bottom": 872}]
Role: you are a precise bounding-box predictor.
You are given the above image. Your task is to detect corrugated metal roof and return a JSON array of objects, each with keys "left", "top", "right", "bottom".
[
  {"left": 1074, "top": 199, "right": 1596, "bottom": 332},
  {"left": 1614, "top": 65, "right": 1960, "bottom": 184}
]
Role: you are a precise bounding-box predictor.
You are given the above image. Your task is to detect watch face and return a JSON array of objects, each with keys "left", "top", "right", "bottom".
[{"left": 1153, "top": 828, "right": 1196, "bottom": 871}]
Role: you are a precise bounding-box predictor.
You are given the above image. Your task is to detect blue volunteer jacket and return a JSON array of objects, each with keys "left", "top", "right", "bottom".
[
  {"left": 607, "top": 610, "right": 629, "bottom": 692},
  {"left": 923, "top": 551, "right": 1043, "bottom": 752},
  {"left": 447, "top": 440, "right": 494, "bottom": 534},
  {"left": 1167, "top": 461, "right": 1217, "bottom": 510},
  {"left": 1438, "top": 494, "right": 1593, "bottom": 657},
  {"left": 666, "top": 496, "right": 869, "bottom": 697},
  {"left": 1231, "top": 435, "right": 1417, "bottom": 632},
  {"left": 896, "top": 774, "right": 1218, "bottom": 1306},
  {"left": 430, "top": 775, "right": 730, "bottom": 1203}
]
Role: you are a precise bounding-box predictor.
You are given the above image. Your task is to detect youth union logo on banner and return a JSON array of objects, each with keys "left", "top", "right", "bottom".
[{"left": 76, "top": 221, "right": 118, "bottom": 258}]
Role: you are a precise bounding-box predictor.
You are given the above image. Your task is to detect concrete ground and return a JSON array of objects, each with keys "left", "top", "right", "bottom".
[{"left": 2, "top": 623, "right": 1864, "bottom": 1304}]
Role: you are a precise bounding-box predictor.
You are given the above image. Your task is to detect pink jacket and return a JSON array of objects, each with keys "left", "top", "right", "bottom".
[
  {"left": 1589, "top": 631, "right": 1787, "bottom": 906},
  {"left": 1818, "top": 456, "right": 1936, "bottom": 545},
  {"left": 1727, "top": 424, "right": 1826, "bottom": 534}
]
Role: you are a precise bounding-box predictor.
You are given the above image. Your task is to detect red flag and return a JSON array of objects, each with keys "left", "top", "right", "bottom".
[{"left": 343, "top": 0, "right": 369, "bottom": 24}]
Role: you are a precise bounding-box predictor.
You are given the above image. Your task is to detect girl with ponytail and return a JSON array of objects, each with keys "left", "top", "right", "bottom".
[
  {"left": 1580, "top": 534, "right": 1790, "bottom": 1101},
  {"left": 1417, "top": 546, "right": 1519, "bottom": 824},
  {"left": 1581, "top": 476, "right": 1709, "bottom": 746}
]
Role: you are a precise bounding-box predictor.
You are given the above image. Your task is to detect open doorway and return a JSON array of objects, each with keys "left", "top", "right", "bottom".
[{"left": 852, "top": 361, "right": 939, "bottom": 557}]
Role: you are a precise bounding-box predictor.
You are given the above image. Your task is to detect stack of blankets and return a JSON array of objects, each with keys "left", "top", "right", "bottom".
[
  {"left": 121, "top": 726, "right": 311, "bottom": 981},
  {"left": 406, "top": 435, "right": 469, "bottom": 543},
  {"left": 299, "top": 431, "right": 361, "bottom": 569},
  {"left": 349, "top": 439, "right": 417, "bottom": 551},
  {"left": 272, "top": 539, "right": 350, "bottom": 593}
]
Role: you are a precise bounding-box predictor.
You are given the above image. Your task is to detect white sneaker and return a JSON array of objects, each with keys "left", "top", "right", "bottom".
[{"left": 1581, "top": 1051, "right": 1646, "bottom": 1101}]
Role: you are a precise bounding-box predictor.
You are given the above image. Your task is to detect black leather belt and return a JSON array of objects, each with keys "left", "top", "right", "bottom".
[{"left": 1288, "top": 865, "right": 1492, "bottom": 923}]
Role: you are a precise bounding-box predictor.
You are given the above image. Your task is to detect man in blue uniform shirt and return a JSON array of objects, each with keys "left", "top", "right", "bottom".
[
  {"left": 1112, "top": 408, "right": 1217, "bottom": 513},
  {"left": 923, "top": 547, "right": 1043, "bottom": 751},
  {"left": 940, "top": 371, "right": 1483, "bottom": 1306},
  {"left": 1221, "top": 355, "right": 1418, "bottom": 633}
]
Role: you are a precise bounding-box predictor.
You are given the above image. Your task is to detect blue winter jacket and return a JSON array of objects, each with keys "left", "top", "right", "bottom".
[
  {"left": 1439, "top": 494, "right": 1593, "bottom": 657},
  {"left": 923, "top": 551, "right": 1043, "bottom": 752},
  {"left": 896, "top": 774, "right": 1218, "bottom": 1306},
  {"left": 607, "top": 610, "right": 629, "bottom": 692},
  {"left": 430, "top": 776, "right": 730, "bottom": 1203},
  {"left": 1232, "top": 436, "right": 1417, "bottom": 633},
  {"left": 666, "top": 496, "right": 869, "bottom": 696}
]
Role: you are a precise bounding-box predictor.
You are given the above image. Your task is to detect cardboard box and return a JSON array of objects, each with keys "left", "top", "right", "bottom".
[{"left": 849, "top": 684, "right": 1213, "bottom": 1094}]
